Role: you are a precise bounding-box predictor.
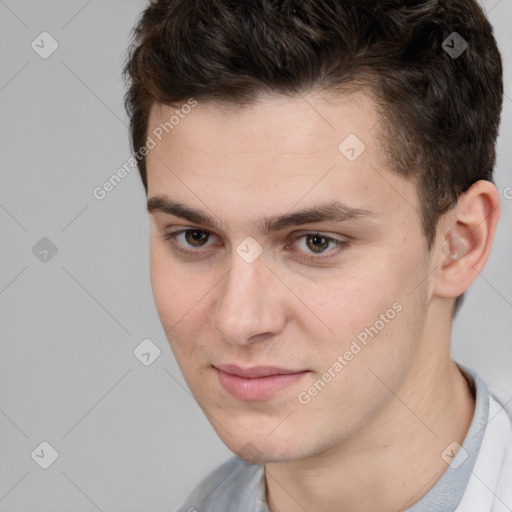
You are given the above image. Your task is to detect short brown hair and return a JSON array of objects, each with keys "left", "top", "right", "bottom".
[{"left": 123, "top": 0, "right": 503, "bottom": 314}]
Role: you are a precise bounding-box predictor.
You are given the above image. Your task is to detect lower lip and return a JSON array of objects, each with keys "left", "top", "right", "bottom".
[{"left": 215, "top": 368, "right": 308, "bottom": 401}]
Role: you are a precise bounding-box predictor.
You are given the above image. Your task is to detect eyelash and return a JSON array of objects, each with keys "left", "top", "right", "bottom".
[{"left": 161, "top": 229, "right": 348, "bottom": 263}]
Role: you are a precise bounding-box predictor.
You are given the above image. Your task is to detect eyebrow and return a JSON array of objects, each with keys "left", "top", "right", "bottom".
[{"left": 147, "top": 195, "right": 375, "bottom": 234}]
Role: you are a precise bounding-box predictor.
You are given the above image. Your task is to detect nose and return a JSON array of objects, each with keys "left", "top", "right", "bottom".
[{"left": 212, "top": 253, "right": 286, "bottom": 347}]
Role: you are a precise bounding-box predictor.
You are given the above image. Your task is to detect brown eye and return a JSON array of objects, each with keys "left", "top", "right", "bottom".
[
  {"left": 162, "top": 228, "right": 220, "bottom": 259},
  {"left": 305, "top": 234, "right": 330, "bottom": 253},
  {"left": 291, "top": 232, "right": 348, "bottom": 263},
  {"left": 184, "top": 230, "right": 210, "bottom": 247}
]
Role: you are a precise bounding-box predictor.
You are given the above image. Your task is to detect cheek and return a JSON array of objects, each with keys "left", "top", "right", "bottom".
[
  {"left": 149, "top": 241, "right": 199, "bottom": 334},
  {"left": 291, "top": 238, "right": 428, "bottom": 361},
  {"left": 149, "top": 241, "right": 174, "bottom": 323},
  {"left": 288, "top": 261, "right": 399, "bottom": 339},
  {"left": 293, "top": 279, "right": 426, "bottom": 439},
  {"left": 149, "top": 240, "right": 218, "bottom": 364}
]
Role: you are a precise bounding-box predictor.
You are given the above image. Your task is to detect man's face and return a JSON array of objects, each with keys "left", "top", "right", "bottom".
[{"left": 146, "top": 91, "right": 435, "bottom": 463}]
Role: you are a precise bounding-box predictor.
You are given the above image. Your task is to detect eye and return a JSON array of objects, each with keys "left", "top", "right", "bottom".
[
  {"left": 162, "top": 228, "right": 220, "bottom": 257},
  {"left": 290, "top": 232, "right": 348, "bottom": 262},
  {"left": 177, "top": 229, "right": 211, "bottom": 247},
  {"left": 296, "top": 233, "right": 335, "bottom": 253}
]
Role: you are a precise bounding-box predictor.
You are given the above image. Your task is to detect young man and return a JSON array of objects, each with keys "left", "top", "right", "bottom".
[{"left": 123, "top": 1, "right": 511, "bottom": 510}]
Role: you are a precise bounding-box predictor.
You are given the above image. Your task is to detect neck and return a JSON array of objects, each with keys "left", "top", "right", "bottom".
[{"left": 265, "top": 304, "right": 475, "bottom": 512}]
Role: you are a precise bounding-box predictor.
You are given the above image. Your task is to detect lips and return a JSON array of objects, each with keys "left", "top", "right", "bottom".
[
  {"left": 215, "top": 364, "right": 304, "bottom": 378},
  {"left": 214, "top": 364, "right": 309, "bottom": 401}
]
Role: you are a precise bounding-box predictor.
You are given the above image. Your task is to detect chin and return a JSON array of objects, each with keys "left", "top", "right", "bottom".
[
  {"left": 233, "top": 443, "right": 299, "bottom": 465},
  {"left": 217, "top": 430, "right": 308, "bottom": 465}
]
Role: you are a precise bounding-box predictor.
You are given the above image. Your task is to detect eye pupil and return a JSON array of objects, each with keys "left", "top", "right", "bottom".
[{"left": 307, "top": 234, "right": 329, "bottom": 253}]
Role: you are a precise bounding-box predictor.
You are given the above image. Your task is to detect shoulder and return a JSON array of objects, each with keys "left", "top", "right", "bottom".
[
  {"left": 177, "top": 456, "right": 266, "bottom": 512},
  {"left": 488, "top": 392, "right": 512, "bottom": 509}
]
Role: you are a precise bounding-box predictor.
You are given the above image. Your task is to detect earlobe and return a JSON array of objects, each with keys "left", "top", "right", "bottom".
[{"left": 433, "top": 180, "right": 501, "bottom": 298}]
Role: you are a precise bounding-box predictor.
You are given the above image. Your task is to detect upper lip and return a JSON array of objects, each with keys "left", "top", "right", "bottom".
[{"left": 214, "top": 364, "right": 307, "bottom": 378}]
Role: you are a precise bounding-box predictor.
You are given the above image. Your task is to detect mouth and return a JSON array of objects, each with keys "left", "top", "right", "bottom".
[{"left": 213, "top": 364, "right": 310, "bottom": 401}]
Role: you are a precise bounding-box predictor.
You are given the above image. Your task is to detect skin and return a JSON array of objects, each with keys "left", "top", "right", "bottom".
[{"left": 145, "top": 91, "right": 500, "bottom": 512}]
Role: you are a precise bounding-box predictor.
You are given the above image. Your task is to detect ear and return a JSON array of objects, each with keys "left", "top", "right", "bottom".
[{"left": 432, "top": 180, "right": 501, "bottom": 299}]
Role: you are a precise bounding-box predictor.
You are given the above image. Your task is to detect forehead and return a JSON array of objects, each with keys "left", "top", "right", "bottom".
[
  {"left": 147, "top": 90, "right": 380, "bottom": 159},
  {"left": 145, "top": 91, "right": 419, "bottom": 228}
]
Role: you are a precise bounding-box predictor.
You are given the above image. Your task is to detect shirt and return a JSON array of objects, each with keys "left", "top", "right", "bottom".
[{"left": 178, "top": 365, "right": 512, "bottom": 512}]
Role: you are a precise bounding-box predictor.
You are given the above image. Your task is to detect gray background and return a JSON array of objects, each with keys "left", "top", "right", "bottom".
[{"left": 0, "top": 1, "right": 510, "bottom": 510}]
